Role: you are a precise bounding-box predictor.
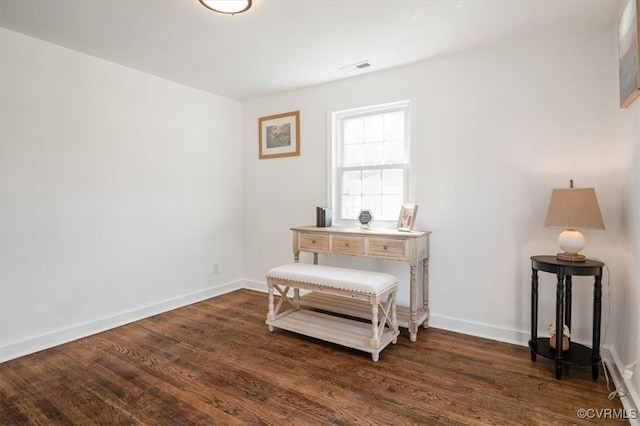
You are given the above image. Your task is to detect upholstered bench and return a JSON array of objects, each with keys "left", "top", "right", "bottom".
[{"left": 265, "top": 263, "right": 399, "bottom": 362}]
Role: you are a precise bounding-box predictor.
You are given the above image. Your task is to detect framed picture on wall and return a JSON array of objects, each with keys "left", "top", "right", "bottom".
[
  {"left": 258, "top": 111, "right": 300, "bottom": 159},
  {"left": 619, "top": 0, "right": 640, "bottom": 108},
  {"left": 397, "top": 204, "right": 418, "bottom": 232}
]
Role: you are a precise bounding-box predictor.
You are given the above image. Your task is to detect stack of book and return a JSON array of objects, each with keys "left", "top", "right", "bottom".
[{"left": 316, "top": 207, "right": 332, "bottom": 227}]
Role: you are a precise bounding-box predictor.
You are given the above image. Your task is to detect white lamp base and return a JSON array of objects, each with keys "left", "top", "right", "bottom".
[{"left": 556, "top": 229, "right": 586, "bottom": 262}]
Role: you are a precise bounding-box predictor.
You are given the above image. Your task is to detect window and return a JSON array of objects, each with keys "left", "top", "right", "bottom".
[{"left": 331, "top": 101, "right": 410, "bottom": 225}]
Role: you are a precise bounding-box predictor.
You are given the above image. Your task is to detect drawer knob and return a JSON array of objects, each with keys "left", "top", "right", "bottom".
[
  {"left": 345, "top": 243, "right": 350, "bottom": 247},
  {"left": 311, "top": 240, "right": 316, "bottom": 244},
  {"left": 383, "top": 245, "right": 388, "bottom": 250}
]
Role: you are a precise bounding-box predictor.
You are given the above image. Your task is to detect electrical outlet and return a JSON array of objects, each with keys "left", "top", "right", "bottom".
[
  {"left": 213, "top": 264, "right": 219, "bottom": 274},
  {"left": 623, "top": 361, "right": 638, "bottom": 379}
]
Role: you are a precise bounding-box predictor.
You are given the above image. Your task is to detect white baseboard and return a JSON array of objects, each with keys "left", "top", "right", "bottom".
[
  {"left": 602, "top": 346, "right": 640, "bottom": 425},
  {"left": 243, "top": 279, "right": 268, "bottom": 293},
  {"left": 0, "top": 280, "right": 243, "bottom": 363},
  {"left": 429, "top": 313, "right": 530, "bottom": 347}
]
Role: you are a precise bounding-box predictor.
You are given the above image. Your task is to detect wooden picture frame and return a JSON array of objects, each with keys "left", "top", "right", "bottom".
[
  {"left": 397, "top": 204, "right": 418, "bottom": 232},
  {"left": 619, "top": 0, "right": 640, "bottom": 108},
  {"left": 259, "top": 111, "right": 300, "bottom": 159}
]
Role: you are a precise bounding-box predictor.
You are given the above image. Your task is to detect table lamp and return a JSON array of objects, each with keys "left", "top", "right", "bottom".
[{"left": 543, "top": 179, "right": 605, "bottom": 262}]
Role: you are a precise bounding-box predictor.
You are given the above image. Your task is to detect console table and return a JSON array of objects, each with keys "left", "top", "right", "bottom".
[
  {"left": 529, "top": 255, "right": 604, "bottom": 380},
  {"left": 291, "top": 226, "right": 431, "bottom": 341}
]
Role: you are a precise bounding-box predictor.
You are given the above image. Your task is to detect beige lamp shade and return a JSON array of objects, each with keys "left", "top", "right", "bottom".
[
  {"left": 544, "top": 188, "right": 605, "bottom": 230},
  {"left": 544, "top": 186, "right": 605, "bottom": 261}
]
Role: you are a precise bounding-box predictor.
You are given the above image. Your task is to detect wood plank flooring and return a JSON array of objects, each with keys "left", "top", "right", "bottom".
[{"left": 0, "top": 289, "right": 627, "bottom": 425}]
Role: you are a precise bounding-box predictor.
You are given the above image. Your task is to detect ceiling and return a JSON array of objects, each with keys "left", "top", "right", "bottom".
[{"left": 0, "top": 0, "right": 626, "bottom": 102}]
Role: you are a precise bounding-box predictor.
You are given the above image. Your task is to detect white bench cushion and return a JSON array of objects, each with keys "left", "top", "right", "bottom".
[{"left": 266, "top": 263, "right": 397, "bottom": 295}]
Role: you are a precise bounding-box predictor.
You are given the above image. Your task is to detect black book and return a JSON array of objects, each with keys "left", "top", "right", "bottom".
[
  {"left": 316, "top": 207, "right": 332, "bottom": 227},
  {"left": 323, "top": 208, "right": 332, "bottom": 227}
]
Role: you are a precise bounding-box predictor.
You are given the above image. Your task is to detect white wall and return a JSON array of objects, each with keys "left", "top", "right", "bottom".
[
  {"left": 243, "top": 23, "right": 631, "bottom": 349},
  {"left": 611, "top": 93, "right": 640, "bottom": 415},
  {"left": 0, "top": 28, "right": 244, "bottom": 361}
]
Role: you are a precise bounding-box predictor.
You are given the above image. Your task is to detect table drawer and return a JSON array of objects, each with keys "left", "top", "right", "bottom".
[
  {"left": 368, "top": 238, "right": 407, "bottom": 259},
  {"left": 331, "top": 236, "right": 365, "bottom": 255},
  {"left": 299, "top": 233, "right": 329, "bottom": 251}
]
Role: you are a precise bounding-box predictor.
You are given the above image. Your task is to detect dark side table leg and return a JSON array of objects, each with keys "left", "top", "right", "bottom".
[
  {"left": 555, "top": 363, "right": 563, "bottom": 380},
  {"left": 529, "top": 269, "right": 538, "bottom": 362},
  {"left": 555, "top": 271, "right": 565, "bottom": 379},
  {"left": 564, "top": 276, "right": 572, "bottom": 336},
  {"left": 564, "top": 276, "right": 573, "bottom": 353},
  {"left": 592, "top": 274, "right": 603, "bottom": 380}
]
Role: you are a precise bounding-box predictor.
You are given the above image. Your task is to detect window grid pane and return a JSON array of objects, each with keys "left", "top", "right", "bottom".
[
  {"left": 382, "top": 169, "right": 403, "bottom": 194},
  {"left": 382, "top": 195, "right": 403, "bottom": 220},
  {"left": 344, "top": 118, "right": 364, "bottom": 145},
  {"left": 362, "top": 195, "right": 382, "bottom": 219},
  {"left": 338, "top": 166, "right": 405, "bottom": 221},
  {"left": 343, "top": 170, "right": 361, "bottom": 192},
  {"left": 344, "top": 144, "right": 364, "bottom": 167},
  {"left": 335, "top": 102, "right": 409, "bottom": 223},
  {"left": 384, "top": 111, "right": 404, "bottom": 140},
  {"left": 341, "top": 111, "right": 407, "bottom": 168},
  {"left": 363, "top": 115, "right": 384, "bottom": 142},
  {"left": 342, "top": 195, "right": 362, "bottom": 220},
  {"left": 362, "top": 170, "right": 381, "bottom": 195}
]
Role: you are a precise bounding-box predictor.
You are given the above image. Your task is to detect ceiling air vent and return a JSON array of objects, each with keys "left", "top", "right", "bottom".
[{"left": 339, "top": 60, "right": 372, "bottom": 75}]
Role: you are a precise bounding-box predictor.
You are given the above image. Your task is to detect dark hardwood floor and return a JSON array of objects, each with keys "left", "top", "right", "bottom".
[{"left": 0, "top": 289, "right": 627, "bottom": 425}]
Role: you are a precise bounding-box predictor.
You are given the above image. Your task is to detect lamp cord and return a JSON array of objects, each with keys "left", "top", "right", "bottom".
[{"left": 588, "top": 257, "right": 626, "bottom": 400}]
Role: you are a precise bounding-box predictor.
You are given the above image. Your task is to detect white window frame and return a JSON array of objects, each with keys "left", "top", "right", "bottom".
[{"left": 329, "top": 100, "right": 410, "bottom": 227}]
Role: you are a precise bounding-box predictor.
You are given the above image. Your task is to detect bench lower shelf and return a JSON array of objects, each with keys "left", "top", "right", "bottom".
[
  {"left": 298, "top": 292, "right": 428, "bottom": 331},
  {"left": 266, "top": 308, "right": 398, "bottom": 361}
]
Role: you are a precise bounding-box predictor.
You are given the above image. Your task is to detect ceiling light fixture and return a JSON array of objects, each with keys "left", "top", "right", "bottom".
[{"left": 198, "top": 0, "right": 252, "bottom": 15}]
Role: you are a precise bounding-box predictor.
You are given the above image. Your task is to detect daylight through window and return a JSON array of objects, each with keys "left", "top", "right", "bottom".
[{"left": 332, "top": 101, "right": 409, "bottom": 224}]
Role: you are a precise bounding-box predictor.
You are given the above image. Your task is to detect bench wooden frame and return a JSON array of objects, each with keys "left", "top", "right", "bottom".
[{"left": 265, "top": 265, "right": 399, "bottom": 362}]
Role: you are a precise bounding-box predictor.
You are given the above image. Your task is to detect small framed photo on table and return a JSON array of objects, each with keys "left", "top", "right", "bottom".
[
  {"left": 259, "top": 111, "right": 300, "bottom": 159},
  {"left": 397, "top": 204, "right": 418, "bottom": 232}
]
